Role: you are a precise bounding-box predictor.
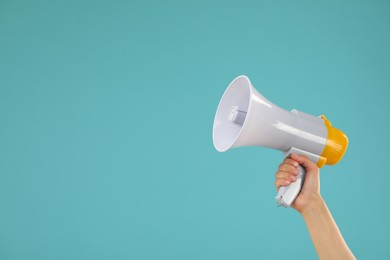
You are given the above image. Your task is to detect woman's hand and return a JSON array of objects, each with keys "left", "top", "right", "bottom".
[{"left": 274, "top": 153, "right": 323, "bottom": 214}]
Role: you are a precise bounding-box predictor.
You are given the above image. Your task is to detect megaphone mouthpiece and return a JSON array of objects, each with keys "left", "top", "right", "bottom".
[{"left": 228, "top": 106, "right": 247, "bottom": 126}]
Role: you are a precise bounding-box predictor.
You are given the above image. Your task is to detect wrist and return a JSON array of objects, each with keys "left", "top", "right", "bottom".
[{"left": 299, "top": 194, "right": 325, "bottom": 217}]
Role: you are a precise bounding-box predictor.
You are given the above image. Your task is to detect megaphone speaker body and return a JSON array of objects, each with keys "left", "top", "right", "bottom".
[{"left": 212, "top": 75, "right": 348, "bottom": 207}]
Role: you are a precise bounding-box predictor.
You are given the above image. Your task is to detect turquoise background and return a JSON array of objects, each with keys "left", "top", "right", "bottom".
[{"left": 1, "top": 0, "right": 389, "bottom": 259}]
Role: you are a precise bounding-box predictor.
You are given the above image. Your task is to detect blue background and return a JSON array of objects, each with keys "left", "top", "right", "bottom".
[{"left": 1, "top": 0, "right": 389, "bottom": 259}]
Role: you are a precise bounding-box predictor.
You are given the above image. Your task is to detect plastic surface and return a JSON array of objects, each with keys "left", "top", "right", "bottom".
[
  {"left": 212, "top": 76, "right": 328, "bottom": 155},
  {"left": 320, "top": 115, "right": 349, "bottom": 165},
  {"left": 228, "top": 106, "right": 247, "bottom": 126}
]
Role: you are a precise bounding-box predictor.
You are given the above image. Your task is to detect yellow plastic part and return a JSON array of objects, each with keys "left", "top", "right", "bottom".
[
  {"left": 320, "top": 115, "right": 349, "bottom": 166},
  {"left": 316, "top": 156, "right": 327, "bottom": 168}
]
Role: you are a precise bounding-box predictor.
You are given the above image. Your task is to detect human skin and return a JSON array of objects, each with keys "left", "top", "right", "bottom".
[{"left": 275, "top": 153, "right": 355, "bottom": 260}]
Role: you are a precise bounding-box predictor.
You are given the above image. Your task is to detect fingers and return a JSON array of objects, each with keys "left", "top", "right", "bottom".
[
  {"left": 275, "top": 159, "right": 300, "bottom": 190},
  {"left": 278, "top": 163, "right": 299, "bottom": 175},
  {"left": 275, "top": 178, "right": 291, "bottom": 190},
  {"left": 276, "top": 170, "right": 298, "bottom": 181},
  {"left": 275, "top": 154, "right": 320, "bottom": 192},
  {"left": 282, "top": 157, "right": 300, "bottom": 168},
  {"left": 290, "top": 153, "right": 318, "bottom": 173}
]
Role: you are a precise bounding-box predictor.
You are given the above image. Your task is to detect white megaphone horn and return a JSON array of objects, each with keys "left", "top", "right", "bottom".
[{"left": 212, "top": 75, "right": 348, "bottom": 207}]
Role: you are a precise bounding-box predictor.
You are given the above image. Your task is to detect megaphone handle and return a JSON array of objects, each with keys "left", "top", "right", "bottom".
[{"left": 275, "top": 164, "right": 306, "bottom": 207}]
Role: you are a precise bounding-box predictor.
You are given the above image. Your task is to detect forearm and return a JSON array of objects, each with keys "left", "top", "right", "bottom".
[{"left": 301, "top": 196, "right": 355, "bottom": 260}]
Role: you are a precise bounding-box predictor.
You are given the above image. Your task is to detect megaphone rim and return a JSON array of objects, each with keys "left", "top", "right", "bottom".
[{"left": 212, "top": 75, "right": 254, "bottom": 152}]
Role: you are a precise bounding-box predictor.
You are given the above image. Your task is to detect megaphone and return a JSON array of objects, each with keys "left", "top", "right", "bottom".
[{"left": 212, "top": 75, "right": 348, "bottom": 207}]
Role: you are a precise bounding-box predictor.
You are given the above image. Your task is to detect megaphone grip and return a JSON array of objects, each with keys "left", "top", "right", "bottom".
[{"left": 275, "top": 165, "right": 306, "bottom": 207}]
